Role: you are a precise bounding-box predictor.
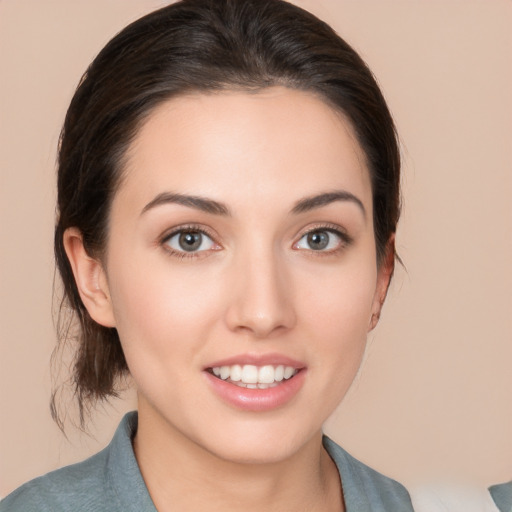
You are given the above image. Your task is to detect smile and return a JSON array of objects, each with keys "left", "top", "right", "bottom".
[{"left": 210, "top": 364, "right": 298, "bottom": 389}]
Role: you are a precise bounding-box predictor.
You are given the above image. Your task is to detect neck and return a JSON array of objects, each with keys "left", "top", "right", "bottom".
[{"left": 133, "top": 401, "right": 344, "bottom": 512}]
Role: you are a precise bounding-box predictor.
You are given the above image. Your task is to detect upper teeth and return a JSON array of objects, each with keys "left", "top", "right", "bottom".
[{"left": 211, "top": 364, "right": 297, "bottom": 384}]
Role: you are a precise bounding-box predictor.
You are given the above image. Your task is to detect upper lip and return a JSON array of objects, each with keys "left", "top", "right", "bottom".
[{"left": 204, "top": 353, "right": 306, "bottom": 370}]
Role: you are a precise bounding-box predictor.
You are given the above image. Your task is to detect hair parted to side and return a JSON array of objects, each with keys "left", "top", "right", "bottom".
[{"left": 52, "top": 0, "right": 401, "bottom": 429}]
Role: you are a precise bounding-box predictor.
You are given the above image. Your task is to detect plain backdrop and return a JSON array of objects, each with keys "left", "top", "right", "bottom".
[{"left": 1, "top": 0, "right": 511, "bottom": 497}]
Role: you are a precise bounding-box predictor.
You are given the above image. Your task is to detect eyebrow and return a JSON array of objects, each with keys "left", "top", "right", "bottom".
[
  {"left": 141, "top": 192, "right": 230, "bottom": 216},
  {"left": 291, "top": 190, "right": 366, "bottom": 218},
  {"left": 141, "top": 189, "right": 365, "bottom": 218}
]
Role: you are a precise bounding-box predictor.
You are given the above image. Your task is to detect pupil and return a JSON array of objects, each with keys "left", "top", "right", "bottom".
[
  {"left": 307, "top": 231, "right": 328, "bottom": 250},
  {"left": 179, "top": 231, "right": 202, "bottom": 251}
]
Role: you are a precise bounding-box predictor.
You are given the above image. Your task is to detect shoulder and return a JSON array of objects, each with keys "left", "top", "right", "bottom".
[
  {"left": 322, "top": 436, "right": 414, "bottom": 512},
  {"left": 0, "top": 412, "right": 148, "bottom": 512},
  {"left": 0, "top": 448, "right": 114, "bottom": 512},
  {"left": 489, "top": 481, "right": 512, "bottom": 512}
]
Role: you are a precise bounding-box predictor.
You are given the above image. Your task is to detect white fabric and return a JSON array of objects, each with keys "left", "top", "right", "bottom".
[{"left": 410, "top": 485, "right": 500, "bottom": 512}]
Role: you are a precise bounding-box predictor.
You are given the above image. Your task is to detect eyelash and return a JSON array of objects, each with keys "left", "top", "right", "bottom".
[
  {"left": 159, "top": 223, "right": 352, "bottom": 260},
  {"left": 294, "top": 223, "right": 353, "bottom": 256},
  {"left": 160, "top": 224, "right": 220, "bottom": 260}
]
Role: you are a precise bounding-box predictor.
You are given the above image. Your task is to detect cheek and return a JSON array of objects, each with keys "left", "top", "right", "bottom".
[
  {"left": 298, "top": 259, "right": 378, "bottom": 382},
  {"left": 106, "top": 256, "right": 223, "bottom": 365},
  {"left": 301, "top": 261, "right": 377, "bottom": 333}
]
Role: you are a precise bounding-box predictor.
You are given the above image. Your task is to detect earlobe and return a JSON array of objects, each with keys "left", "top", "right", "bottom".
[
  {"left": 368, "top": 235, "right": 396, "bottom": 332},
  {"left": 63, "top": 227, "right": 116, "bottom": 328}
]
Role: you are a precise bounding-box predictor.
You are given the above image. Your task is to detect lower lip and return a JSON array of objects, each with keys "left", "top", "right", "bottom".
[{"left": 204, "top": 370, "right": 306, "bottom": 412}]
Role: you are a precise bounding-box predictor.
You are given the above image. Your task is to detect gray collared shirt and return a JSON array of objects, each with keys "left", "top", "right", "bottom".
[
  {"left": 489, "top": 481, "right": 512, "bottom": 512},
  {"left": 1, "top": 412, "right": 414, "bottom": 511}
]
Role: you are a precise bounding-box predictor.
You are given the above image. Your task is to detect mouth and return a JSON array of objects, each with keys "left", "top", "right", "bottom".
[
  {"left": 208, "top": 364, "right": 299, "bottom": 389},
  {"left": 204, "top": 357, "right": 306, "bottom": 411}
]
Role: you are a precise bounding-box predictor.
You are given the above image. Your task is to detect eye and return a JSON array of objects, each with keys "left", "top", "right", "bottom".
[
  {"left": 164, "top": 229, "right": 217, "bottom": 253},
  {"left": 294, "top": 229, "right": 345, "bottom": 252}
]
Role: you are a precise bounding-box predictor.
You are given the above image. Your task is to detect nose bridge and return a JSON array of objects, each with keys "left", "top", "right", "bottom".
[{"left": 225, "top": 237, "right": 295, "bottom": 337}]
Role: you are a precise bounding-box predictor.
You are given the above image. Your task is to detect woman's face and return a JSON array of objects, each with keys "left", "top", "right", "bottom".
[{"left": 100, "top": 87, "right": 391, "bottom": 463}]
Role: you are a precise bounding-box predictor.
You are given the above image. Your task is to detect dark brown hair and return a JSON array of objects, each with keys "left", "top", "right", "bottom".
[{"left": 52, "top": 0, "right": 400, "bottom": 428}]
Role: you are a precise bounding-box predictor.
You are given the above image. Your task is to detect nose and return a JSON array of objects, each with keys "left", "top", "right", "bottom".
[{"left": 224, "top": 246, "right": 297, "bottom": 338}]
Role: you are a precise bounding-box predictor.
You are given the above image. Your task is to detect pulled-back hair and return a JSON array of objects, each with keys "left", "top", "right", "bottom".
[{"left": 53, "top": 0, "right": 400, "bottom": 428}]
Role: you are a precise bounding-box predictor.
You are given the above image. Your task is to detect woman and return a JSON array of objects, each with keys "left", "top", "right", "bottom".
[{"left": 1, "top": 0, "right": 413, "bottom": 510}]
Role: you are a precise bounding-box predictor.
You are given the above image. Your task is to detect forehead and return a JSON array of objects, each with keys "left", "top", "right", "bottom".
[{"left": 118, "top": 87, "right": 372, "bottom": 213}]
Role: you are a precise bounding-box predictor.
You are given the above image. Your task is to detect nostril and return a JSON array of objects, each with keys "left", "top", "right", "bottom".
[{"left": 223, "top": 258, "right": 297, "bottom": 336}]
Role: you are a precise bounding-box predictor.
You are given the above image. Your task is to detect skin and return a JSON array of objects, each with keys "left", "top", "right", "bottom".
[{"left": 64, "top": 87, "right": 394, "bottom": 512}]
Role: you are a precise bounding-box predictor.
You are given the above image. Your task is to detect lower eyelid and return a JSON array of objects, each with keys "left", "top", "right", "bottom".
[
  {"left": 168, "top": 232, "right": 213, "bottom": 250},
  {"left": 293, "top": 228, "right": 351, "bottom": 250},
  {"left": 160, "top": 224, "right": 351, "bottom": 257},
  {"left": 160, "top": 226, "right": 221, "bottom": 254}
]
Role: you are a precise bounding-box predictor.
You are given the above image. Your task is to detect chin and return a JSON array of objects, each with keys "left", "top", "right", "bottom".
[{"left": 191, "top": 418, "right": 322, "bottom": 466}]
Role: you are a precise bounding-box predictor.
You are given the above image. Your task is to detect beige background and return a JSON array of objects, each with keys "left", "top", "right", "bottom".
[{"left": 1, "top": 0, "right": 511, "bottom": 498}]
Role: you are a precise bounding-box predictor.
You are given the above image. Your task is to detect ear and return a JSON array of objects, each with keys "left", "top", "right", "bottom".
[
  {"left": 368, "top": 235, "right": 395, "bottom": 332},
  {"left": 63, "top": 227, "right": 116, "bottom": 328}
]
